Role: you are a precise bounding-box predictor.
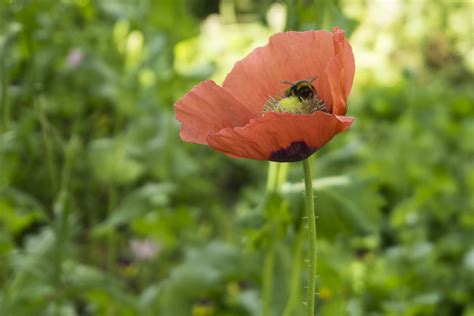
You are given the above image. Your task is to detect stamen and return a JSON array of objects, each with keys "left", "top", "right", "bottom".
[{"left": 263, "top": 94, "right": 327, "bottom": 114}]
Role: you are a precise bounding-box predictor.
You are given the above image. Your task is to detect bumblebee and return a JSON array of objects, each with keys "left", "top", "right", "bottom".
[
  {"left": 282, "top": 77, "right": 317, "bottom": 101},
  {"left": 263, "top": 76, "right": 326, "bottom": 114}
]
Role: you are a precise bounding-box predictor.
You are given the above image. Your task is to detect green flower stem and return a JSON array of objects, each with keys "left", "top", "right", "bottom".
[
  {"left": 262, "top": 162, "right": 278, "bottom": 316},
  {"left": 277, "top": 162, "right": 289, "bottom": 189},
  {"left": 262, "top": 161, "right": 289, "bottom": 316},
  {"left": 266, "top": 161, "right": 280, "bottom": 191},
  {"left": 303, "top": 157, "right": 317, "bottom": 316}
]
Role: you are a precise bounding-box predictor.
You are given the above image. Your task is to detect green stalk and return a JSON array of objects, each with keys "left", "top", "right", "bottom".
[
  {"left": 303, "top": 157, "right": 317, "bottom": 316},
  {"left": 262, "top": 161, "right": 279, "bottom": 316},
  {"left": 266, "top": 161, "right": 280, "bottom": 191},
  {"left": 277, "top": 162, "right": 289, "bottom": 189}
]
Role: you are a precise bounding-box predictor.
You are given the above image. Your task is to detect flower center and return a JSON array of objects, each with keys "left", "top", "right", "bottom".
[{"left": 263, "top": 79, "right": 327, "bottom": 114}]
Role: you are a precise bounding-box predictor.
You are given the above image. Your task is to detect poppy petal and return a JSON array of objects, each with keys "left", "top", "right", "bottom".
[
  {"left": 327, "top": 27, "right": 355, "bottom": 115},
  {"left": 207, "top": 112, "right": 354, "bottom": 162},
  {"left": 222, "top": 31, "right": 337, "bottom": 114},
  {"left": 175, "top": 80, "right": 255, "bottom": 144}
]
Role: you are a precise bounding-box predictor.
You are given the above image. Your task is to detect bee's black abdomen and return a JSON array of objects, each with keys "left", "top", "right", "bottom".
[
  {"left": 278, "top": 78, "right": 327, "bottom": 113},
  {"left": 297, "top": 86, "right": 314, "bottom": 100},
  {"left": 285, "top": 80, "right": 317, "bottom": 100}
]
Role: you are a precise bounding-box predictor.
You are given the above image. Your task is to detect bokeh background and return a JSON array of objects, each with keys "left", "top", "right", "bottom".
[{"left": 1, "top": 0, "right": 473, "bottom": 315}]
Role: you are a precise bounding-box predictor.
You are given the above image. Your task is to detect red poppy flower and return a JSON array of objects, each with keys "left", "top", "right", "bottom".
[{"left": 175, "top": 27, "right": 355, "bottom": 162}]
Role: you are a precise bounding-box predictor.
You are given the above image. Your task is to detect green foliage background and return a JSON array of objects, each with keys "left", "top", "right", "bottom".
[{"left": 0, "top": 0, "right": 473, "bottom": 315}]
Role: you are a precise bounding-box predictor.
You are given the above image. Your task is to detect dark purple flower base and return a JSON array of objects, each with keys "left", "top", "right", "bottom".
[{"left": 269, "top": 141, "right": 317, "bottom": 162}]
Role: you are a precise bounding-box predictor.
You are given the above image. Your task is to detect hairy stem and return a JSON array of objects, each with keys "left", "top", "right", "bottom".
[
  {"left": 262, "top": 162, "right": 279, "bottom": 316},
  {"left": 303, "top": 157, "right": 317, "bottom": 316}
]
